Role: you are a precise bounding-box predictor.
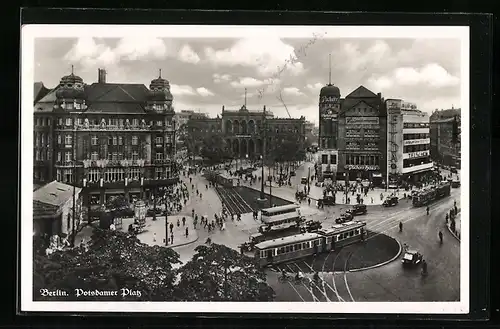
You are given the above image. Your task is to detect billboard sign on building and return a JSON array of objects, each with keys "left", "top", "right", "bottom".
[
  {"left": 345, "top": 164, "right": 380, "bottom": 171},
  {"left": 405, "top": 150, "right": 430, "bottom": 159},
  {"left": 401, "top": 102, "right": 418, "bottom": 110},
  {"left": 403, "top": 138, "right": 431, "bottom": 146},
  {"left": 321, "top": 108, "right": 338, "bottom": 120},
  {"left": 386, "top": 99, "right": 402, "bottom": 109},
  {"left": 345, "top": 117, "right": 379, "bottom": 125}
]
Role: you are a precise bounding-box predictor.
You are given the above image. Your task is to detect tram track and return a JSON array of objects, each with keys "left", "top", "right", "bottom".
[{"left": 215, "top": 187, "right": 251, "bottom": 215}]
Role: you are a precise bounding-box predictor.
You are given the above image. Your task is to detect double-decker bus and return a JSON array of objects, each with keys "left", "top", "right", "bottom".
[{"left": 259, "top": 204, "right": 304, "bottom": 234}]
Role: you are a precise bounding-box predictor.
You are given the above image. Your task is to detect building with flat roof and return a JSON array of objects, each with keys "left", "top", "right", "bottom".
[
  {"left": 386, "top": 99, "right": 433, "bottom": 184},
  {"left": 430, "top": 108, "right": 461, "bottom": 168}
]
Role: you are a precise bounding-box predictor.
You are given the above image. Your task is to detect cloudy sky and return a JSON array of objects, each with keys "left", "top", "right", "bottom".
[{"left": 34, "top": 36, "right": 461, "bottom": 124}]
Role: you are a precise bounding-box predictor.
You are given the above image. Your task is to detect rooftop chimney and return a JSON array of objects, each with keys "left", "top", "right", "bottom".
[{"left": 98, "top": 68, "right": 107, "bottom": 84}]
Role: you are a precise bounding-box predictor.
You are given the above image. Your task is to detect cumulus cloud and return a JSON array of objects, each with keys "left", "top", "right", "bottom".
[
  {"left": 305, "top": 82, "right": 324, "bottom": 92},
  {"left": 171, "top": 84, "right": 196, "bottom": 96},
  {"left": 368, "top": 63, "right": 459, "bottom": 92},
  {"left": 178, "top": 44, "right": 201, "bottom": 64},
  {"left": 204, "top": 37, "right": 305, "bottom": 77},
  {"left": 282, "top": 87, "right": 304, "bottom": 96},
  {"left": 338, "top": 40, "right": 392, "bottom": 72},
  {"left": 229, "top": 77, "right": 276, "bottom": 88},
  {"left": 64, "top": 37, "right": 176, "bottom": 69},
  {"left": 213, "top": 73, "right": 232, "bottom": 83},
  {"left": 196, "top": 87, "right": 215, "bottom": 97}
]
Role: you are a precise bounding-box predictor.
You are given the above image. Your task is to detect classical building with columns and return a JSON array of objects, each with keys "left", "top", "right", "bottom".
[
  {"left": 33, "top": 67, "right": 179, "bottom": 212},
  {"left": 187, "top": 104, "right": 306, "bottom": 160}
]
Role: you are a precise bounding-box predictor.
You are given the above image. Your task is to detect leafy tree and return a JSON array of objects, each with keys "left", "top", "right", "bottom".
[
  {"left": 34, "top": 228, "right": 181, "bottom": 301},
  {"left": 200, "top": 134, "right": 231, "bottom": 164},
  {"left": 175, "top": 243, "right": 275, "bottom": 301}
]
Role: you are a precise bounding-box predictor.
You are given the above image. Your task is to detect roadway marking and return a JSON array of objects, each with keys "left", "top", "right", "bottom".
[
  {"left": 285, "top": 263, "right": 319, "bottom": 302},
  {"left": 343, "top": 252, "right": 355, "bottom": 302}
]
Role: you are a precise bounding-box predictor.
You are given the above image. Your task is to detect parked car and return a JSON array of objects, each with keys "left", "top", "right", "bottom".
[
  {"left": 383, "top": 196, "right": 399, "bottom": 207},
  {"left": 401, "top": 250, "right": 423, "bottom": 266},
  {"left": 451, "top": 180, "right": 461, "bottom": 188},
  {"left": 347, "top": 204, "right": 367, "bottom": 216}
]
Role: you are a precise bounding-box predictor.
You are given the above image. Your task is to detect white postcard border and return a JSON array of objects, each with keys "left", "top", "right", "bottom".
[{"left": 21, "top": 24, "right": 470, "bottom": 314}]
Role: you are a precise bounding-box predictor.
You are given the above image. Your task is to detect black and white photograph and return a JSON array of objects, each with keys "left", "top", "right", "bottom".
[{"left": 21, "top": 25, "right": 469, "bottom": 314}]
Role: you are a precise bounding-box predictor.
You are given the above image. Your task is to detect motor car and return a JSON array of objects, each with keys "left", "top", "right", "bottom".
[
  {"left": 239, "top": 232, "right": 265, "bottom": 252},
  {"left": 300, "top": 177, "right": 308, "bottom": 184},
  {"left": 303, "top": 220, "right": 322, "bottom": 232},
  {"left": 451, "top": 180, "right": 461, "bottom": 188},
  {"left": 290, "top": 171, "right": 296, "bottom": 177},
  {"left": 322, "top": 195, "right": 336, "bottom": 206},
  {"left": 348, "top": 204, "right": 367, "bottom": 215},
  {"left": 401, "top": 250, "right": 423, "bottom": 266},
  {"left": 382, "top": 196, "right": 399, "bottom": 207},
  {"left": 335, "top": 212, "right": 353, "bottom": 224}
]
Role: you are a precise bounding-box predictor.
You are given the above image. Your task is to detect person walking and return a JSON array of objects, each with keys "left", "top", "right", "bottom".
[{"left": 185, "top": 227, "right": 189, "bottom": 238}]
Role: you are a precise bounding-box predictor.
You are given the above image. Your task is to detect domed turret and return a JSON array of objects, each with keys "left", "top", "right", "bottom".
[
  {"left": 55, "top": 65, "right": 86, "bottom": 100},
  {"left": 148, "top": 69, "right": 173, "bottom": 102},
  {"left": 320, "top": 83, "right": 340, "bottom": 98}
]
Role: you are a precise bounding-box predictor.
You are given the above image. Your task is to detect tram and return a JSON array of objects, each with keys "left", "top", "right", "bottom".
[
  {"left": 412, "top": 181, "right": 451, "bottom": 207},
  {"left": 203, "top": 170, "right": 234, "bottom": 188},
  {"left": 254, "top": 221, "right": 367, "bottom": 267}
]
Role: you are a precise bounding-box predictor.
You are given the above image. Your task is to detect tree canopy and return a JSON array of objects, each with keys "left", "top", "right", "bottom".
[
  {"left": 34, "top": 228, "right": 181, "bottom": 301},
  {"left": 175, "top": 242, "right": 275, "bottom": 301},
  {"left": 200, "top": 134, "right": 231, "bottom": 164},
  {"left": 34, "top": 230, "right": 275, "bottom": 302}
]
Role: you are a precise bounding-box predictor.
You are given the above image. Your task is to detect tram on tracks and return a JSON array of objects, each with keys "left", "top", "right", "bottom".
[
  {"left": 412, "top": 181, "right": 451, "bottom": 207},
  {"left": 204, "top": 170, "right": 234, "bottom": 188},
  {"left": 254, "top": 220, "right": 367, "bottom": 267}
]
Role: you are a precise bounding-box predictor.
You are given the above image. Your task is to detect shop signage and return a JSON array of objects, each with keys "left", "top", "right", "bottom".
[
  {"left": 386, "top": 99, "right": 402, "bottom": 109},
  {"left": 401, "top": 102, "right": 417, "bottom": 110},
  {"left": 346, "top": 117, "right": 379, "bottom": 125},
  {"left": 403, "top": 138, "right": 430, "bottom": 146},
  {"left": 344, "top": 165, "right": 380, "bottom": 170},
  {"left": 321, "top": 108, "right": 338, "bottom": 120},
  {"left": 406, "top": 150, "right": 430, "bottom": 159}
]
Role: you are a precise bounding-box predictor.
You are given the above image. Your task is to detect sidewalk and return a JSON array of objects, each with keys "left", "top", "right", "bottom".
[
  {"left": 120, "top": 215, "right": 198, "bottom": 248},
  {"left": 447, "top": 210, "right": 461, "bottom": 241}
]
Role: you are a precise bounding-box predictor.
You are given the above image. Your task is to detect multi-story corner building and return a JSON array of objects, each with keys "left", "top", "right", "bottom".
[
  {"left": 337, "top": 86, "right": 387, "bottom": 184},
  {"left": 33, "top": 67, "right": 179, "bottom": 209},
  {"left": 430, "top": 108, "right": 461, "bottom": 168},
  {"left": 386, "top": 99, "right": 433, "bottom": 184}
]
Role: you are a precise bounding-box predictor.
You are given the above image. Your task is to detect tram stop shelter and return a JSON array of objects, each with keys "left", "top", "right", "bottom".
[{"left": 33, "top": 180, "right": 82, "bottom": 237}]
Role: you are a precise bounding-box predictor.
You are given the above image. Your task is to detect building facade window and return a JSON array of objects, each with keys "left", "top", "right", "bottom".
[
  {"left": 132, "top": 119, "right": 139, "bottom": 126},
  {"left": 64, "top": 169, "right": 73, "bottom": 183},
  {"left": 131, "top": 136, "right": 138, "bottom": 145},
  {"left": 57, "top": 134, "right": 62, "bottom": 144},
  {"left": 57, "top": 152, "right": 61, "bottom": 162},
  {"left": 56, "top": 169, "right": 62, "bottom": 181},
  {"left": 155, "top": 152, "right": 163, "bottom": 161},
  {"left": 88, "top": 168, "right": 100, "bottom": 182},
  {"left": 112, "top": 136, "right": 118, "bottom": 145},
  {"left": 165, "top": 165, "right": 171, "bottom": 178},
  {"left": 155, "top": 136, "right": 163, "bottom": 144},
  {"left": 35, "top": 150, "right": 40, "bottom": 160},
  {"left": 128, "top": 168, "right": 141, "bottom": 180},
  {"left": 65, "top": 135, "right": 72, "bottom": 145},
  {"left": 104, "top": 168, "right": 125, "bottom": 182},
  {"left": 65, "top": 152, "right": 72, "bottom": 162},
  {"left": 155, "top": 167, "right": 163, "bottom": 179},
  {"left": 91, "top": 135, "right": 98, "bottom": 145},
  {"left": 91, "top": 152, "right": 98, "bottom": 161},
  {"left": 35, "top": 133, "right": 40, "bottom": 147},
  {"left": 321, "top": 154, "right": 328, "bottom": 164},
  {"left": 41, "top": 133, "right": 45, "bottom": 146},
  {"left": 132, "top": 151, "right": 139, "bottom": 161},
  {"left": 65, "top": 118, "right": 72, "bottom": 126},
  {"left": 118, "top": 136, "right": 123, "bottom": 145}
]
